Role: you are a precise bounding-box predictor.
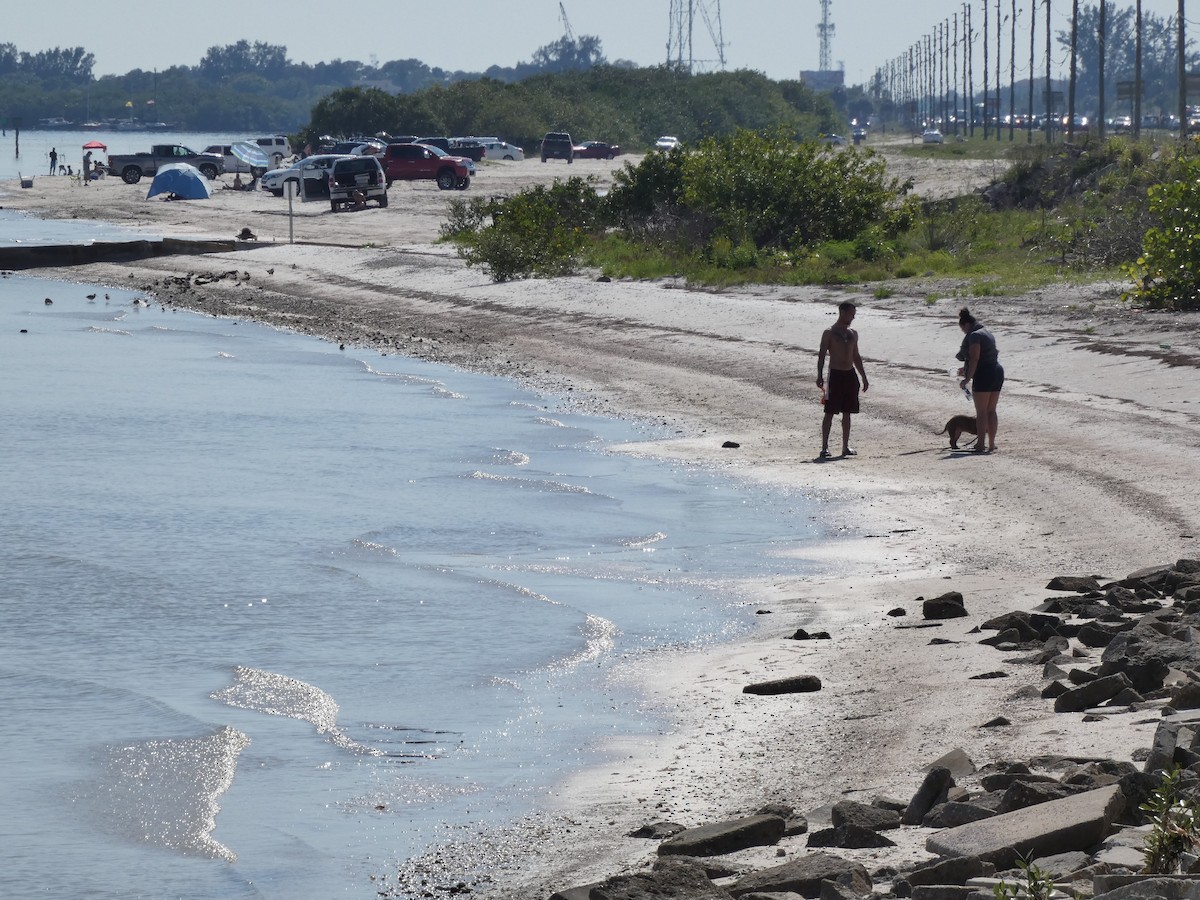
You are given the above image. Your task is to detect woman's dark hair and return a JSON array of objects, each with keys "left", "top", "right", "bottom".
[{"left": 958, "top": 307, "right": 977, "bottom": 327}]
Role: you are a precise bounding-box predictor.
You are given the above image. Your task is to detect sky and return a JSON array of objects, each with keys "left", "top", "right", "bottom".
[{"left": 14, "top": 1, "right": 1196, "bottom": 87}]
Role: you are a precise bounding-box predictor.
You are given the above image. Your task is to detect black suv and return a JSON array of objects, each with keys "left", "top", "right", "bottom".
[{"left": 540, "top": 132, "right": 574, "bottom": 163}]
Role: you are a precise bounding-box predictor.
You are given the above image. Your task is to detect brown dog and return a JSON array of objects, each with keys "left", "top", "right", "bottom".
[{"left": 936, "top": 414, "right": 978, "bottom": 449}]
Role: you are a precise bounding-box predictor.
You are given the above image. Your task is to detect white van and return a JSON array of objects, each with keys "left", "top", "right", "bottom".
[
  {"left": 253, "top": 136, "right": 292, "bottom": 167},
  {"left": 204, "top": 144, "right": 251, "bottom": 174}
]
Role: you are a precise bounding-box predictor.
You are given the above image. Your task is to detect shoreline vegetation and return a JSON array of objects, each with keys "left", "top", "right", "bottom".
[{"left": 4, "top": 144, "right": 1200, "bottom": 898}]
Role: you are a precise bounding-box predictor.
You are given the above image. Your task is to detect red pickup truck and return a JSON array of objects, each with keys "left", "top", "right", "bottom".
[{"left": 382, "top": 142, "right": 474, "bottom": 190}]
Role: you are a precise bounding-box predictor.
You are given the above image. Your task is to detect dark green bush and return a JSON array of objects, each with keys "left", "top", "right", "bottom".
[
  {"left": 1123, "top": 147, "right": 1200, "bottom": 309},
  {"left": 454, "top": 177, "right": 604, "bottom": 281}
]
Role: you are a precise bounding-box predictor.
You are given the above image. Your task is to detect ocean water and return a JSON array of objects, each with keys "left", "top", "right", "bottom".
[
  {"left": 0, "top": 225, "right": 827, "bottom": 897},
  {"left": 0, "top": 129, "right": 261, "bottom": 183}
]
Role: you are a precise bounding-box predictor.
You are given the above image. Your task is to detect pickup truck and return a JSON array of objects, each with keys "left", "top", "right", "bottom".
[
  {"left": 382, "top": 142, "right": 474, "bottom": 190},
  {"left": 108, "top": 145, "right": 225, "bottom": 184}
]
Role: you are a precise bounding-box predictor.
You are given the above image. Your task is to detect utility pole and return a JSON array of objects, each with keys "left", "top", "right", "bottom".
[
  {"left": 1068, "top": 0, "right": 1079, "bottom": 141},
  {"left": 1010, "top": 0, "right": 1017, "bottom": 141},
  {"left": 1028, "top": 0, "right": 1037, "bottom": 143},
  {"left": 1046, "top": 0, "right": 1053, "bottom": 143},
  {"left": 1135, "top": 0, "right": 1142, "bottom": 138},
  {"left": 1097, "top": 0, "right": 1107, "bottom": 139},
  {"left": 954, "top": 12, "right": 961, "bottom": 136},
  {"left": 996, "top": 0, "right": 1003, "bottom": 142},
  {"left": 968, "top": 2, "right": 976, "bottom": 138},
  {"left": 1179, "top": 0, "right": 1187, "bottom": 142},
  {"left": 983, "top": 0, "right": 990, "bottom": 138}
]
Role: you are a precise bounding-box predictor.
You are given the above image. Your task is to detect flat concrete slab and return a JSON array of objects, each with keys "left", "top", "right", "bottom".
[{"left": 925, "top": 785, "right": 1125, "bottom": 868}]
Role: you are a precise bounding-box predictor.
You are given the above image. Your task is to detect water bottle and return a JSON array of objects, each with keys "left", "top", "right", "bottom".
[{"left": 948, "top": 366, "right": 970, "bottom": 400}]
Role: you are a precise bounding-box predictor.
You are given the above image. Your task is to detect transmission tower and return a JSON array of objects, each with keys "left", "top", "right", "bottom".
[
  {"left": 817, "top": 0, "right": 836, "bottom": 72},
  {"left": 666, "top": 0, "right": 727, "bottom": 73}
]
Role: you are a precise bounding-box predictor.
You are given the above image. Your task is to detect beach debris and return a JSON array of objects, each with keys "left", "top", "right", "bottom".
[
  {"left": 657, "top": 814, "right": 787, "bottom": 857},
  {"left": 730, "top": 851, "right": 871, "bottom": 897},
  {"left": 741, "top": 674, "right": 822, "bottom": 695},
  {"left": 923, "top": 590, "right": 968, "bottom": 620},
  {"left": 757, "top": 801, "right": 808, "bottom": 836},
  {"left": 551, "top": 856, "right": 732, "bottom": 900},
  {"left": 789, "top": 628, "right": 831, "bottom": 640},
  {"left": 925, "top": 784, "right": 1125, "bottom": 869},
  {"left": 903, "top": 765, "right": 955, "bottom": 825},
  {"left": 721, "top": 440, "right": 740, "bottom": 448},
  {"left": 830, "top": 800, "right": 900, "bottom": 832},
  {"left": 807, "top": 822, "right": 896, "bottom": 849},
  {"left": 627, "top": 821, "right": 686, "bottom": 840}
]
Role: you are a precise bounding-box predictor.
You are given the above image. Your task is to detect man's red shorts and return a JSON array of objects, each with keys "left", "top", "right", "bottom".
[{"left": 825, "top": 368, "right": 860, "bottom": 414}]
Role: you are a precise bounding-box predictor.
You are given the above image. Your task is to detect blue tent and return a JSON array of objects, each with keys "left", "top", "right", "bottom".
[{"left": 146, "top": 163, "right": 212, "bottom": 200}]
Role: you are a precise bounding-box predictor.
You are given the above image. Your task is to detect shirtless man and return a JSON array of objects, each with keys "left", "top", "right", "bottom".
[{"left": 816, "top": 300, "right": 869, "bottom": 458}]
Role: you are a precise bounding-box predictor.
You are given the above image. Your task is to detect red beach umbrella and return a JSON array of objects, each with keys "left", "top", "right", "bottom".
[{"left": 82, "top": 140, "right": 108, "bottom": 151}]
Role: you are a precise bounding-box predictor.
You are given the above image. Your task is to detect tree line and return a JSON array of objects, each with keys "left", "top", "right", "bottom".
[
  {"left": 301, "top": 68, "right": 837, "bottom": 155},
  {"left": 0, "top": 33, "right": 623, "bottom": 133}
]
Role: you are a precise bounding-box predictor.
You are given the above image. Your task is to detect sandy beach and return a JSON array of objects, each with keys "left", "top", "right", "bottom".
[{"left": 5, "top": 147, "right": 1200, "bottom": 896}]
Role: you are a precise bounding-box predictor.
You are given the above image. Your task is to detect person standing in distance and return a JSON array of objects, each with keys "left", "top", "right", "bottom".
[
  {"left": 956, "top": 306, "right": 1004, "bottom": 453},
  {"left": 49, "top": 147, "right": 58, "bottom": 175},
  {"left": 816, "top": 300, "right": 869, "bottom": 459}
]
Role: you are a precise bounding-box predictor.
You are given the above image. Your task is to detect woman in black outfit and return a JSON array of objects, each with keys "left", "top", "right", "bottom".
[{"left": 956, "top": 307, "right": 1004, "bottom": 453}]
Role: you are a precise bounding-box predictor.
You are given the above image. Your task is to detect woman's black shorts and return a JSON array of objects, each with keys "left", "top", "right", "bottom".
[{"left": 972, "top": 363, "right": 1004, "bottom": 393}]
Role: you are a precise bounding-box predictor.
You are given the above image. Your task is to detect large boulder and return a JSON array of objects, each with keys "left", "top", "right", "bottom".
[
  {"left": 1099, "top": 617, "right": 1200, "bottom": 692},
  {"left": 925, "top": 784, "right": 1125, "bottom": 869},
  {"left": 658, "top": 815, "right": 787, "bottom": 857},
  {"left": 830, "top": 800, "right": 900, "bottom": 831},
  {"left": 906, "top": 855, "right": 991, "bottom": 886},
  {"left": 1092, "top": 875, "right": 1200, "bottom": 898},
  {"left": 1054, "top": 673, "right": 1133, "bottom": 712},
  {"left": 576, "top": 857, "right": 735, "bottom": 900},
  {"left": 806, "top": 823, "right": 896, "bottom": 849},
  {"left": 1046, "top": 575, "right": 1103, "bottom": 592},
  {"left": 903, "top": 766, "right": 954, "bottom": 825},
  {"left": 923, "top": 592, "right": 968, "bottom": 620},
  {"left": 729, "top": 852, "right": 871, "bottom": 897}
]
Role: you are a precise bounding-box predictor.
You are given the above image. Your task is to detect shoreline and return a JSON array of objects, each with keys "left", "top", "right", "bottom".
[{"left": 4, "top": 160, "right": 1200, "bottom": 896}]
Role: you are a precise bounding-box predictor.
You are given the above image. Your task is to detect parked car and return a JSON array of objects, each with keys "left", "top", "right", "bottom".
[
  {"left": 327, "top": 155, "right": 388, "bottom": 212},
  {"left": 819, "top": 133, "right": 846, "bottom": 146},
  {"left": 382, "top": 142, "right": 474, "bottom": 190},
  {"left": 449, "top": 138, "right": 486, "bottom": 161},
  {"left": 253, "top": 135, "right": 292, "bottom": 167},
  {"left": 260, "top": 154, "right": 350, "bottom": 197},
  {"left": 328, "top": 140, "right": 384, "bottom": 156},
  {"left": 476, "top": 140, "right": 523, "bottom": 161},
  {"left": 572, "top": 140, "right": 621, "bottom": 159},
  {"left": 921, "top": 129, "right": 944, "bottom": 144},
  {"left": 417, "top": 136, "right": 452, "bottom": 153},
  {"left": 204, "top": 144, "right": 252, "bottom": 175},
  {"left": 541, "top": 132, "right": 574, "bottom": 163},
  {"left": 654, "top": 135, "right": 683, "bottom": 151}
]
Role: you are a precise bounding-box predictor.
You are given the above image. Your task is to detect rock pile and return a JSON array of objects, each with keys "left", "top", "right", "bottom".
[{"left": 548, "top": 559, "right": 1200, "bottom": 900}]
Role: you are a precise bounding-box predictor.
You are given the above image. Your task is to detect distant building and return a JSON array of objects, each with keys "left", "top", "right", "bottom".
[{"left": 800, "top": 69, "right": 844, "bottom": 92}]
